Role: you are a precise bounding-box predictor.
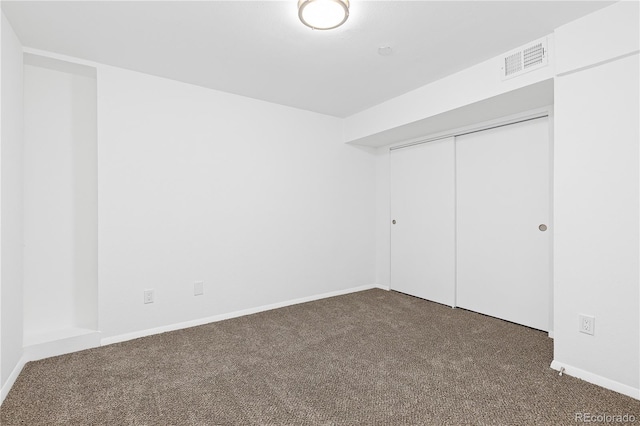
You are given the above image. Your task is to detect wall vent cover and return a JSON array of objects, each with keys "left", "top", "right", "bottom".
[{"left": 501, "top": 38, "right": 548, "bottom": 80}]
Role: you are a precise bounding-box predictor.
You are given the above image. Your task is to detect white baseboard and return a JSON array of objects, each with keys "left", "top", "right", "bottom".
[
  {"left": 23, "top": 331, "right": 101, "bottom": 362},
  {"left": 102, "top": 284, "right": 379, "bottom": 346},
  {"left": 1, "top": 355, "right": 27, "bottom": 405},
  {"left": 1, "top": 331, "right": 102, "bottom": 406},
  {"left": 550, "top": 360, "right": 640, "bottom": 400},
  {"left": 375, "top": 284, "right": 391, "bottom": 291}
]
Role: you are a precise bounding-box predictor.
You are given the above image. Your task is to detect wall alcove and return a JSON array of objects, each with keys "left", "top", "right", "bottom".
[{"left": 22, "top": 54, "right": 100, "bottom": 352}]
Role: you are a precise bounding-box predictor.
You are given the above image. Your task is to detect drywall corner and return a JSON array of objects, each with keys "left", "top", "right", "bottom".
[{"left": 0, "top": 11, "right": 24, "bottom": 395}]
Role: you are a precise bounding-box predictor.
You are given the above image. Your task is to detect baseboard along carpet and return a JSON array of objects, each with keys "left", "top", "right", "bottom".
[{"left": 1, "top": 289, "right": 639, "bottom": 425}]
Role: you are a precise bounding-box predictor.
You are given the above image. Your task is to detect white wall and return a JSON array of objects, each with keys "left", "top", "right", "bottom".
[
  {"left": 1, "top": 10, "right": 4, "bottom": 395},
  {"left": 552, "top": 1, "right": 640, "bottom": 397},
  {"left": 554, "top": 1, "right": 639, "bottom": 75},
  {"left": 0, "top": 12, "right": 24, "bottom": 392},
  {"left": 374, "top": 148, "right": 391, "bottom": 288},
  {"left": 23, "top": 63, "right": 98, "bottom": 342},
  {"left": 97, "top": 66, "right": 376, "bottom": 340}
]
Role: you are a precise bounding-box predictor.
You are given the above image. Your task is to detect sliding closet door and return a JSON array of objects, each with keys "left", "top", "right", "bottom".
[
  {"left": 456, "top": 118, "right": 550, "bottom": 331},
  {"left": 390, "top": 138, "right": 455, "bottom": 306}
]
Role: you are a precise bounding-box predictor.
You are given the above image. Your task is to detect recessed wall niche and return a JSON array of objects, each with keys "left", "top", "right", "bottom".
[{"left": 23, "top": 54, "right": 99, "bottom": 348}]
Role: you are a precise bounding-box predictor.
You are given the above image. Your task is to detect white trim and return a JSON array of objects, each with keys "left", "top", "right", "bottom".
[
  {"left": 0, "top": 355, "right": 27, "bottom": 405},
  {"left": 453, "top": 136, "right": 458, "bottom": 308},
  {"left": 547, "top": 331, "right": 554, "bottom": 339},
  {"left": 24, "top": 327, "right": 98, "bottom": 347},
  {"left": 23, "top": 331, "right": 101, "bottom": 362},
  {"left": 388, "top": 106, "right": 553, "bottom": 152},
  {"left": 22, "top": 47, "right": 100, "bottom": 68},
  {"left": 375, "top": 284, "right": 391, "bottom": 291},
  {"left": 550, "top": 360, "right": 640, "bottom": 400},
  {"left": 547, "top": 106, "right": 555, "bottom": 338},
  {"left": 556, "top": 50, "right": 639, "bottom": 78},
  {"left": 101, "top": 284, "right": 378, "bottom": 346}
]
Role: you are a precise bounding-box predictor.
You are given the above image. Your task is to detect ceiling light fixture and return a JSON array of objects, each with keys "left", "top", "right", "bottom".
[{"left": 298, "top": 0, "right": 349, "bottom": 30}]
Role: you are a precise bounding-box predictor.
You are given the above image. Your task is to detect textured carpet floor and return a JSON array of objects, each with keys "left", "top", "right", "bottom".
[{"left": 1, "top": 289, "right": 639, "bottom": 425}]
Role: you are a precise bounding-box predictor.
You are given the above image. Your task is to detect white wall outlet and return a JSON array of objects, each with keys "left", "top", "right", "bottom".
[
  {"left": 194, "top": 281, "right": 204, "bottom": 296},
  {"left": 579, "top": 314, "right": 595, "bottom": 335},
  {"left": 143, "top": 289, "right": 154, "bottom": 304}
]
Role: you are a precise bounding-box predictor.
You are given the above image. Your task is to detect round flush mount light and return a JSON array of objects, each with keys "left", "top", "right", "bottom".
[{"left": 298, "top": 0, "right": 350, "bottom": 30}]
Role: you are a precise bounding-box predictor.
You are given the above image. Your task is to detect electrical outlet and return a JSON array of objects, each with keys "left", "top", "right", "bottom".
[
  {"left": 194, "top": 281, "right": 204, "bottom": 296},
  {"left": 143, "top": 289, "right": 154, "bottom": 304},
  {"left": 579, "top": 314, "right": 595, "bottom": 335}
]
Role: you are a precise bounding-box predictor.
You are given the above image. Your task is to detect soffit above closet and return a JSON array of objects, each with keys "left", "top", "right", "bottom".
[
  {"left": 2, "top": 1, "right": 612, "bottom": 118},
  {"left": 348, "top": 79, "right": 554, "bottom": 147}
]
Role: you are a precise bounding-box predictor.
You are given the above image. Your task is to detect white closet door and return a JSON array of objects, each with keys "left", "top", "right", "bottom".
[
  {"left": 456, "top": 118, "right": 550, "bottom": 331},
  {"left": 390, "top": 138, "right": 455, "bottom": 306}
]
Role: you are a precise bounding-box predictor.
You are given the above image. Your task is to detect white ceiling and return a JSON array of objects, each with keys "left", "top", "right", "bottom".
[{"left": 2, "top": 1, "right": 613, "bottom": 117}]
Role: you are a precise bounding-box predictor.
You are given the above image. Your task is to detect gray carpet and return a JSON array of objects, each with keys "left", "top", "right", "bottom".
[{"left": 1, "top": 289, "right": 639, "bottom": 425}]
